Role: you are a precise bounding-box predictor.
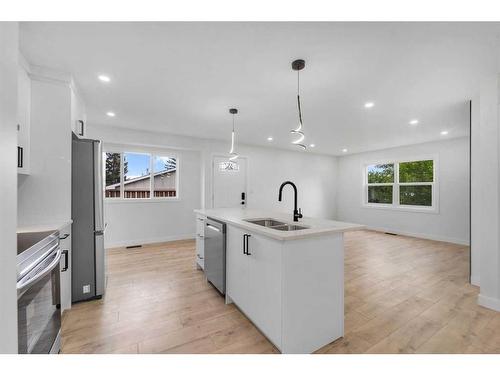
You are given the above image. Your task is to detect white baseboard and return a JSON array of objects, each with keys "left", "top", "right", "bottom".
[
  {"left": 478, "top": 294, "right": 500, "bottom": 312},
  {"left": 366, "top": 226, "right": 469, "bottom": 246},
  {"left": 106, "top": 233, "right": 195, "bottom": 249}
]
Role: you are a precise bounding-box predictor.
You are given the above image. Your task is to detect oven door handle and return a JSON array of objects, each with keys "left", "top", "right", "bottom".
[{"left": 17, "top": 248, "right": 62, "bottom": 291}]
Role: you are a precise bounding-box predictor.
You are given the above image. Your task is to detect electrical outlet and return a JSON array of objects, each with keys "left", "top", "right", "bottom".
[{"left": 83, "top": 284, "right": 91, "bottom": 294}]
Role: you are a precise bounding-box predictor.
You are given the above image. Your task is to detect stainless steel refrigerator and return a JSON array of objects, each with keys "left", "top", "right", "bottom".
[{"left": 71, "top": 133, "right": 106, "bottom": 302}]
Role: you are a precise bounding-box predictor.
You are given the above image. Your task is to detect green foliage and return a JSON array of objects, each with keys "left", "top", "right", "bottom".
[
  {"left": 368, "top": 164, "right": 394, "bottom": 183},
  {"left": 368, "top": 186, "right": 393, "bottom": 204},
  {"left": 399, "top": 160, "right": 433, "bottom": 183},
  {"left": 105, "top": 153, "right": 127, "bottom": 187},
  {"left": 400, "top": 185, "right": 432, "bottom": 206}
]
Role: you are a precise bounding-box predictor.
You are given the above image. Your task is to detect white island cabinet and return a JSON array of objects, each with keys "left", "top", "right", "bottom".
[
  {"left": 226, "top": 225, "right": 282, "bottom": 347},
  {"left": 195, "top": 208, "right": 363, "bottom": 354}
]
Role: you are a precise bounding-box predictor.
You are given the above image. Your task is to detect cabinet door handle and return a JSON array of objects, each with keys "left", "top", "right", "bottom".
[
  {"left": 243, "top": 234, "right": 247, "bottom": 255},
  {"left": 61, "top": 250, "right": 69, "bottom": 272},
  {"left": 78, "top": 120, "right": 85, "bottom": 136},
  {"left": 245, "top": 234, "right": 251, "bottom": 255},
  {"left": 17, "top": 146, "right": 23, "bottom": 168},
  {"left": 59, "top": 233, "right": 70, "bottom": 240}
]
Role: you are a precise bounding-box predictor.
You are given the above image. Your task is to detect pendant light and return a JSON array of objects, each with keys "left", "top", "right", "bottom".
[
  {"left": 228, "top": 108, "right": 239, "bottom": 160},
  {"left": 291, "top": 59, "right": 306, "bottom": 150}
]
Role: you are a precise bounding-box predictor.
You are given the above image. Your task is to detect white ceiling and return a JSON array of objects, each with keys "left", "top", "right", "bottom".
[{"left": 19, "top": 22, "right": 500, "bottom": 155}]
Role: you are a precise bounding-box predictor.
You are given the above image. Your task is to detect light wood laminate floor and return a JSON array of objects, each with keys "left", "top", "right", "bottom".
[{"left": 61, "top": 230, "right": 500, "bottom": 354}]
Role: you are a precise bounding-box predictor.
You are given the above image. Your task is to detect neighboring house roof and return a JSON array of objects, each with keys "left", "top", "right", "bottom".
[{"left": 106, "top": 168, "right": 176, "bottom": 190}]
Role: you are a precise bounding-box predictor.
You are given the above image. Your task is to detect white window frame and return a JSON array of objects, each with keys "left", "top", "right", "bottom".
[
  {"left": 363, "top": 155, "right": 439, "bottom": 214},
  {"left": 103, "top": 146, "right": 180, "bottom": 203}
]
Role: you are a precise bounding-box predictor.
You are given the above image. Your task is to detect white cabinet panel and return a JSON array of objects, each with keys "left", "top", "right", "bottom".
[
  {"left": 59, "top": 224, "right": 72, "bottom": 312},
  {"left": 17, "top": 64, "right": 31, "bottom": 174},
  {"left": 195, "top": 215, "right": 205, "bottom": 269},
  {"left": 226, "top": 225, "right": 283, "bottom": 350},
  {"left": 246, "top": 233, "right": 282, "bottom": 348},
  {"left": 226, "top": 225, "right": 249, "bottom": 313}
]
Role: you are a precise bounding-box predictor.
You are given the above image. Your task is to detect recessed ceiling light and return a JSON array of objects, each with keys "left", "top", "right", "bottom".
[
  {"left": 409, "top": 119, "right": 419, "bottom": 125},
  {"left": 309, "top": 144, "right": 315, "bottom": 148},
  {"left": 267, "top": 137, "right": 273, "bottom": 141},
  {"left": 342, "top": 148, "right": 348, "bottom": 153},
  {"left": 98, "top": 75, "right": 111, "bottom": 83},
  {"left": 440, "top": 130, "right": 448, "bottom": 135},
  {"left": 364, "top": 102, "right": 374, "bottom": 109},
  {"left": 106, "top": 111, "right": 116, "bottom": 117}
]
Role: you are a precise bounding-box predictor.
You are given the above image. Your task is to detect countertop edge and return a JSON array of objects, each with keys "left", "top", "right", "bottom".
[
  {"left": 194, "top": 209, "right": 365, "bottom": 241},
  {"left": 17, "top": 220, "right": 73, "bottom": 234}
]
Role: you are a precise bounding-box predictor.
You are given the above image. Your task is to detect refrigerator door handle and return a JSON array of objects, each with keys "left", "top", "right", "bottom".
[{"left": 93, "top": 140, "right": 104, "bottom": 232}]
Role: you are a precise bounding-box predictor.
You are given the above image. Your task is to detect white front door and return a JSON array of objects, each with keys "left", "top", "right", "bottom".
[{"left": 212, "top": 156, "right": 247, "bottom": 208}]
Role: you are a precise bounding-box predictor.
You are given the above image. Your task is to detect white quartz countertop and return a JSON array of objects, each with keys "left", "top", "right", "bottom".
[
  {"left": 17, "top": 220, "right": 73, "bottom": 234},
  {"left": 194, "top": 208, "right": 364, "bottom": 241}
]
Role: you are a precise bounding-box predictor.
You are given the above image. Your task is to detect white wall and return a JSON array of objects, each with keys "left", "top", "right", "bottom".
[
  {"left": 17, "top": 76, "right": 72, "bottom": 226},
  {"left": 0, "top": 22, "right": 19, "bottom": 353},
  {"left": 101, "top": 143, "right": 202, "bottom": 248},
  {"left": 474, "top": 73, "right": 500, "bottom": 311},
  {"left": 86, "top": 124, "right": 338, "bottom": 248},
  {"left": 337, "top": 137, "right": 470, "bottom": 245},
  {"left": 471, "top": 98, "right": 481, "bottom": 285}
]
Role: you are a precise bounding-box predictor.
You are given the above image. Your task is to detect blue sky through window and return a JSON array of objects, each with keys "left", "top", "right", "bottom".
[
  {"left": 124, "top": 153, "right": 176, "bottom": 180},
  {"left": 124, "top": 153, "right": 150, "bottom": 180}
]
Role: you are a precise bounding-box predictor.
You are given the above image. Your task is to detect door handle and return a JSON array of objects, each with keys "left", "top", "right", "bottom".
[
  {"left": 61, "top": 250, "right": 69, "bottom": 272},
  {"left": 243, "top": 234, "right": 247, "bottom": 255},
  {"left": 245, "top": 234, "right": 251, "bottom": 255},
  {"left": 17, "top": 146, "right": 23, "bottom": 168},
  {"left": 206, "top": 224, "right": 221, "bottom": 232}
]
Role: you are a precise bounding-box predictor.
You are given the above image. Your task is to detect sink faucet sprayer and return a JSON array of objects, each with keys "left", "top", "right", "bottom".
[{"left": 278, "top": 181, "right": 303, "bottom": 222}]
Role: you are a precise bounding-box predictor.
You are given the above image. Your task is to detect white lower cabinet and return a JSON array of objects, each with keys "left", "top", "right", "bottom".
[
  {"left": 59, "top": 224, "right": 72, "bottom": 312},
  {"left": 226, "top": 225, "right": 282, "bottom": 350},
  {"left": 195, "top": 215, "right": 206, "bottom": 269}
]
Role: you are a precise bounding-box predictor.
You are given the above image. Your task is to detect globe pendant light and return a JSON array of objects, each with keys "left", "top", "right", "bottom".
[
  {"left": 228, "top": 108, "right": 239, "bottom": 160},
  {"left": 291, "top": 59, "right": 306, "bottom": 150}
]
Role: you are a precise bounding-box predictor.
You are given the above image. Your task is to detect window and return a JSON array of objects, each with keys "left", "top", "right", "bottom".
[
  {"left": 218, "top": 161, "right": 240, "bottom": 172},
  {"left": 365, "top": 159, "right": 435, "bottom": 210},
  {"left": 105, "top": 153, "right": 121, "bottom": 198},
  {"left": 153, "top": 156, "right": 177, "bottom": 197},
  {"left": 104, "top": 151, "right": 178, "bottom": 200},
  {"left": 124, "top": 152, "right": 151, "bottom": 199}
]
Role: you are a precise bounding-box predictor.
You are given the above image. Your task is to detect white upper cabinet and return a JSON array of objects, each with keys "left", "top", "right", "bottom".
[{"left": 17, "top": 61, "right": 31, "bottom": 174}]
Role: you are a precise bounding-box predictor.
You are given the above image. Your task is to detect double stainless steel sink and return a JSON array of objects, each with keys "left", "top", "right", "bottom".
[{"left": 244, "top": 218, "right": 309, "bottom": 231}]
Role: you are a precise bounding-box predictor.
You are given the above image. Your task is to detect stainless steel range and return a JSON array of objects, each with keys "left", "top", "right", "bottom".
[{"left": 17, "top": 230, "right": 62, "bottom": 354}]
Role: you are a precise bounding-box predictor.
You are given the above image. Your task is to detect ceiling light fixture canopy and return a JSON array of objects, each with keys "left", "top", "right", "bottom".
[
  {"left": 291, "top": 59, "right": 307, "bottom": 150},
  {"left": 228, "top": 108, "right": 239, "bottom": 161}
]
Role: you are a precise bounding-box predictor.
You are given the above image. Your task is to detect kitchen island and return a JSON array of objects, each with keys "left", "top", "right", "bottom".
[{"left": 194, "top": 208, "right": 363, "bottom": 354}]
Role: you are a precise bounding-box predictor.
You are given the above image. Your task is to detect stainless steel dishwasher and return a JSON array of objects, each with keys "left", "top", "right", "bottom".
[{"left": 204, "top": 218, "right": 226, "bottom": 295}]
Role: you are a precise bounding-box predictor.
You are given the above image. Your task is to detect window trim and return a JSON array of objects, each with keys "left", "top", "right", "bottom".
[
  {"left": 362, "top": 155, "right": 439, "bottom": 214},
  {"left": 103, "top": 147, "right": 180, "bottom": 202}
]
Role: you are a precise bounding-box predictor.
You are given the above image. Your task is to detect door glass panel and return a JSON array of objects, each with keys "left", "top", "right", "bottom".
[{"left": 18, "top": 268, "right": 61, "bottom": 354}]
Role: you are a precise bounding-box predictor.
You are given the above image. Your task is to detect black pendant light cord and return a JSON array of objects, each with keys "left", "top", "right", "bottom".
[{"left": 297, "top": 70, "right": 303, "bottom": 126}]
